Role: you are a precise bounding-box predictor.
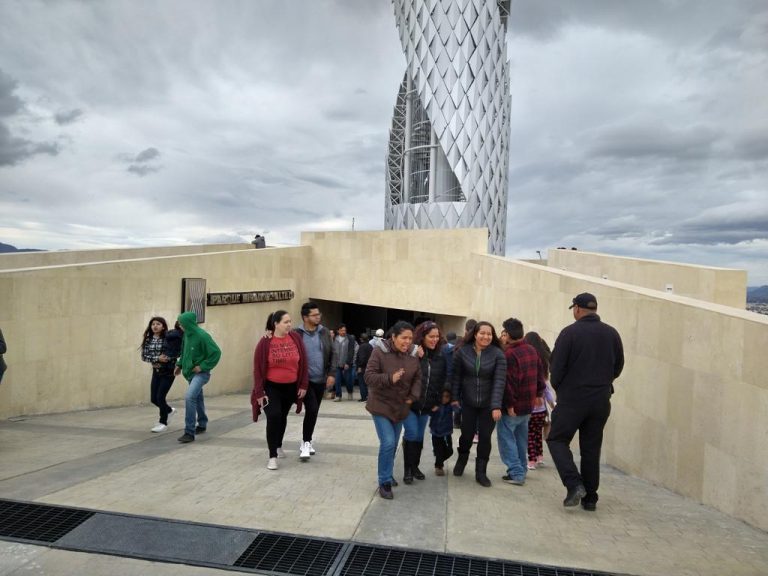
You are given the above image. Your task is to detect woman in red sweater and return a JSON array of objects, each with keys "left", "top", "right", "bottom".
[{"left": 252, "top": 310, "right": 309, "bottom": 470}]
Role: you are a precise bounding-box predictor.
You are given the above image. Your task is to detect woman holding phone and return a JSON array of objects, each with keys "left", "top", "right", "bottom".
[{"left": 251, "top": 310, "right": 309, "bottom": 471}]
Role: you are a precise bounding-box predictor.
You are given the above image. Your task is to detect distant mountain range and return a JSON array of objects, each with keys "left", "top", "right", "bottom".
[
  {"left": 747, "top": 286, "right": 768, "bottom": 303},
  {"left": 0, "top": 242, "right": 44, "bottom": 253}
]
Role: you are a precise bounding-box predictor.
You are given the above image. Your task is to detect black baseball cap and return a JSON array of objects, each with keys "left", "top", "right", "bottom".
[{"left": 569, "top": 292, "right": 598, "bottom": 310}]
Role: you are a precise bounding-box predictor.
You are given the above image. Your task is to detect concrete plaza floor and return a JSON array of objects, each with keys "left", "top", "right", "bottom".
[{"left": 1, "top": 392, "right": 767, "bottom": 576}]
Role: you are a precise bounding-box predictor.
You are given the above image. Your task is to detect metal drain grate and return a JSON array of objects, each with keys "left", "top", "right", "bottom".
[
  {"left": 0, "top": 500, "right": 94, "bottom": 543},
  {"left": 234, "top": 532, "right": 345, "bottom": 575},
  {"left": 338, "top": 545, "right": 611, "bottom": 576}
]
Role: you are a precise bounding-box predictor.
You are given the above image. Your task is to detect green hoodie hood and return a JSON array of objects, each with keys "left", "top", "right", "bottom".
[{"left": 178, "top": 311, "right": 199, "bottom": 332}]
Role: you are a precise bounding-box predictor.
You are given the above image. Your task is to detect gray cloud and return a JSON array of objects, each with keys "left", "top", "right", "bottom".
[
  {"left": 589, "top": 124, "right": 721, "bottom": 161},
  {"left": 127, "top": 163, "right": 160, "bottom": 177},
  {"left": 134, "top": 147, "right": 160, "bottom": 163},
  {"left": 54, "top": 108, "right": 83, "bottom": 125}
]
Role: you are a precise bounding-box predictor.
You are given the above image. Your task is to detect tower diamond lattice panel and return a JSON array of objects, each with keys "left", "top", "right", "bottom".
[{"left": 385, "top": 0, "right": 511, "bottom": 255}]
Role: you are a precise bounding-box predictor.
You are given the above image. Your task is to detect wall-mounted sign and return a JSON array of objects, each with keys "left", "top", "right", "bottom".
[
  {"left": 181, "top": 278, "right": 207, "bottom": 323},
  {"left": 207, "top": 290, "right": 294, "bottom": 306}
]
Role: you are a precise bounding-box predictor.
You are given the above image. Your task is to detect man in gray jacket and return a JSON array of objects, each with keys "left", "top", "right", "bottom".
[{"left": 294, "top": 302, "right": 335, "bottom": 460}]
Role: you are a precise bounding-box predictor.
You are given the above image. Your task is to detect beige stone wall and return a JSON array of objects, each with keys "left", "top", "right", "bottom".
[
  {"left": 0, "top": 246, "right": 311, "bottom": 417},
  {"left": 1, "top": 229, "right": 766, "bottom": 531},
  {"left": 0, "top": 243, "right": 254, "bottom": 271},
  {"left": 300, "top": 228, "right": 487, "bottom": 317},
  {"left": 548, "top": 249, "right": 748, "bottom": 308}
]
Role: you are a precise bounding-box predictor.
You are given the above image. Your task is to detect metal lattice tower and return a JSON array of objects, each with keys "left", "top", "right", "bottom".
[{"left": 385, "top": 0, "right": 512, "bottom": 255}]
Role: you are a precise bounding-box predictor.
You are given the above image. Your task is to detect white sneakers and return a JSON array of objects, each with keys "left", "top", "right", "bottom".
[
  {"left": 308, "top": 441, "right": 316, "bottom": 455},
  {"left": 276, "top": 447, "right": 286, "bottom": 458},
  {"left": 151, "top": 423, "right": 167, "bottom": 433},
  {"left": 167, "top": 407, "right": 176, "bottom": 421},
  {"left": 267, "top": 457, "right": 278, "bottom": 470},
  {"left": 299, "top": 441, "right": 311, "bottom": 461}
]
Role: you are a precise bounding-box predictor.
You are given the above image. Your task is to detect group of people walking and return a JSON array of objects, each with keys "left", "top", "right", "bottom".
[{"left": 140, "top": 291, "right": 623, "bottom": 510}]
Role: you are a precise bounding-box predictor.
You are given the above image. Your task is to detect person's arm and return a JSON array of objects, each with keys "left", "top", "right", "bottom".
[
  {"left": 198, "top": 336, "right": 222, "bottom": 372},
  {"left": 492, "top": 350, "right": 509, "bottom": 411},
  {"left": 364, "top": 348, "right": 391, "bottom": 389},
  {"left": 613, "top": 331, "right": 625, "bottom": 380},
  {"left": 296, "top": 335, "right": 309, "bottom": 395},
  {"left": 534, "top": 354, "right": 546, "bottom": 407},
  {"left": 451, "top": 349, "right": 463, "bottom": 405},
  {"left": 252, "top": 340, "right": 267, "bottom": 402},
  {"left": 407, "top": 363, "right": 422, "bottom": 404},
  {"left": 549, "top": 330, "right": 570, "bottom": 391}
]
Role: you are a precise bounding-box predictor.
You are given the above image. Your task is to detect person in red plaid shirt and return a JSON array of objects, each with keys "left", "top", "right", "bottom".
[{"left": 497, "top": 318, "right": 546, "bottom": 485}]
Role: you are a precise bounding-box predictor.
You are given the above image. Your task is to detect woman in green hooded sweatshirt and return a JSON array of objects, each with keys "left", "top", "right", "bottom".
[{"left": 174, "top": 311, "right": 222, "bottom": 443}]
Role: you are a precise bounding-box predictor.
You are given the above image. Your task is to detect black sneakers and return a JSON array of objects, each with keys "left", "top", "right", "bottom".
[
  {"left": 379, "top": 483, "right": 394, "bottom": 500},
  {"left": 563, "top": 484, "right": 587, "bottom": 507},
  {"left": 195, "top": 426, "right": 207, "bottom": 434},
  {"left": 581, "top": 499, "right": 597, "bottom": 511},
  {"left": 177, "top": 434, "right": 195, "bottom": 443}
]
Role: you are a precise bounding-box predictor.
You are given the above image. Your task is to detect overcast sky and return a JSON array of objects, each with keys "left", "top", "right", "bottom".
[{"left": 0, "top": 0, "right": 766, "bottom": 284}]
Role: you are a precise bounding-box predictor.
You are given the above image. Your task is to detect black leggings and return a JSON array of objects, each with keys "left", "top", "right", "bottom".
[
  {"left": 264, "top": 381, "right": 298, "bottom": 457},
  {"left": 150, "top": 370, "right": 175, "bottom": 424},
  {"left": 457, "top": 405, "right": 496, "bottom": 461},
  {"left": 302, "top": 381, "right": 325, "bottom": 443}
]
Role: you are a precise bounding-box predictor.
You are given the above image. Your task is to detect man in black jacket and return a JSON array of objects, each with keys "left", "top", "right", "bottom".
[
  {"left": 355, "top": 334, "right": 373, "bottom": 402},
  {"left": 547, "top": 292, "right": 624, "bottom": 511}
]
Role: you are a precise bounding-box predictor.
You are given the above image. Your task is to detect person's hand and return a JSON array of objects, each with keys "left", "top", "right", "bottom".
[
  {"left": 507, "top": 407, "right": 516, "bottom": 416},
  {"left": 344, "top": 363, "right": 349, "bottom": 370},
  {"left": 326, "top": 375, "right": 335, "bottom": 388},
  {"left": 392, "top": 368, "right": 405, "bottom": 383},
  {"left": 492, "top": 409, "right": 502, "bottom": 422},
  {"left": 451, "top": 401, "right": 460, "bottom": 408},
  {"left": 256, "top": 396, "right": 268, "bottom": 408},
  {"left": 416, "top": 345, "right": 424, "bottom": 358},
  {"left": 297, "top": 388, "right": 307, "bottom": 399},
  {"left": 193, "top": 365, "right": 201, "bottom": 374},
  {"left": 431, "top": 405, "right": 439, "bottom": 412},
  {"left": 263, "top": 330, "right": 273, "bottom": 339},
  {"left": 534, "top": 397, "right": 543, "bottom": 408},
  {"left": 159, "top": 354, "right": 169, "bottom": 363},
  {"left": 405, "top": 398, "right": 413, "bottom": 405},
  {"left": 174, "top": 366, "right": 181, "bottom": 376}
]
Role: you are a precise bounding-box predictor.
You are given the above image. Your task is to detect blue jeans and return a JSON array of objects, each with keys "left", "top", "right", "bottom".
[
  {"left": 184, "top": 371, "right": 210, "bottom": 436},
  {"left": 334, "top": 366, "right": 354, "bottom": 397},
  {"left": 497, "top": 413, "right": 530, "bottom": 481},
  {"left": 372, "top": 415, "right": 403, "bottom": 486},
  {"left": 402, "top": 410, "right": 430, "bottom": 442}
]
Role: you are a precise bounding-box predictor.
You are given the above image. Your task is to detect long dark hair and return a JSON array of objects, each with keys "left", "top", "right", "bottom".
[
  {"left": 414, "top": 320, "right": 442, "bottom": 353},
  {"left": 265, "top": 310, "right": 289, "bottom": 332},
  {"left": 463, "top": 320, "right": 502, "bottom": 349},
  {"left": 524, "top": 331, "right": 551, "bottom": 377},
  {"left": 140, "top": 316, "right": 168, "bottom": 348}
]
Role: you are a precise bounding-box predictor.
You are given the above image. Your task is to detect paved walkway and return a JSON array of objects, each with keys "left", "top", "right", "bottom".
[{"left": 1, "top": 393, "right": 767, "bottom": 576}]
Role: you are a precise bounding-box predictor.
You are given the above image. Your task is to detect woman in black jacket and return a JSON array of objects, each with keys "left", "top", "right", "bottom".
[
  {"left": 401, "top": 321, "right": 448, "bottom": 484},
  {"left": 451, "top": 321, "right": 506, "bottom": 487}
]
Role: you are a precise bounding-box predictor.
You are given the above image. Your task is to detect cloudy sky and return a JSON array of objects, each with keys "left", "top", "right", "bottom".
[{"left": 0, "top": 1, "right": 766, "bottom": 284}]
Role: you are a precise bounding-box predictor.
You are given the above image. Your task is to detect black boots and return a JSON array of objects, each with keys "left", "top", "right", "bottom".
[
  {"left": 412, "top": 441, "right": 425, "bottom": 480},
  {"left": 402, "top": 439, "right": 414, "bottom": 484},
  {"left": 453, "top": 452, "right": 469, "bottom": 476},
  {"left": 475, "top": 458, "right": 491, "bottom": 487},
  {"left": 403, "top": 440, "right": 426, "bottom": 484}
]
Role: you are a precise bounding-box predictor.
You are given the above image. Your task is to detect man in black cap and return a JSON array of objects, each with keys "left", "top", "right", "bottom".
[{"left": 547, "top": 292, "right": 624, "bottom": 511}]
